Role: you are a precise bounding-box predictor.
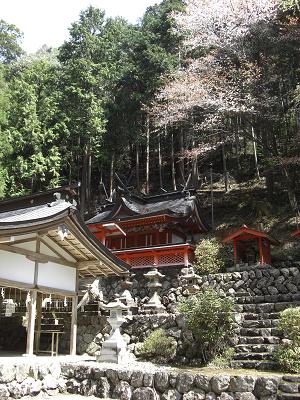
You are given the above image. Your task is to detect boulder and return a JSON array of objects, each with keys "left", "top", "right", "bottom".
[
  {"left": 0, "top": 364, "right": 15, "bottom": 383},
  {"left": 132, "top": 387, "right": 157, "bottom": 400},
  {"left": 0, "top": 384, "right": 9, "bottom": 399},
  {"left": 96, "top": 376, "right": 111, "bottom": 398},
  {"left": 144, "top": 373, "right": 154, "bottom": 387},
  {"left": 254, "top": 377, "right": 280, "bottom": 397},
  {"left": 205, "top": 393, "right": 216, "bottom": 400},
  {"left": 155, "top": 372, "right": 170, "bottom": 392},
  {"left": 195, "top": 375, "right": 211, "bottom": 392},
  {"left": 131, "top": 371, "right": 144, "bottom": 388},
  {"left": 161, "top": 389, "right": 182, "bottom": 400},
  {"left": 211, "top": 376, "right": 230, "bottom": 394},
  {"left": 183, "top": 389, "right": 205, "bottom": 400},
  {"left": 43, "top": 374, "right": 58, "bottom": 390},
  {"left": 118, "top": 369, "right": 133, "bottom": 382},
  {"left": 235, "top": 393, "right": 256, "bottom": 400},
  {"left": 113, "top": 380, "right": 133, "bottom": 400},
  {"left": 176, "top": 373, "right": 194, "bottom": 393},
  {"left": 106, "top": 369, "right": 120, "bottom": 385},
  {"left": 229, "top": 376, "right": 256, "bottom": 392}
]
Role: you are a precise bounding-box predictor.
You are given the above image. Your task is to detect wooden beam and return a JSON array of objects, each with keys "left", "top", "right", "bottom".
[
  {"left": 61, "top": 236, "right": 90, "bottom": 260},
  {"left": 70, "top": 296, "right": 78, "bottom": 355},
  {"left": 0, "top": 278, "right": 34, "bottom": 291},
  {"left": 39, "top": 236, "right": 75, "bottom": 262},
  {"left": 0, "top": 243, "right": 77, "bottom": 268}
]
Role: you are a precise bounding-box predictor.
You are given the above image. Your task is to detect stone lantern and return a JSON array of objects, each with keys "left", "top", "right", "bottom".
[
  {"left": 97, "top": 295, "right": 131, "bottom": 364},
  {"left": 180, "top": 266, "right": 200, "bottom": 294},
  {"left": 143, "top": 267, "right": 166, "bottom": 314},
  {"left": 119, "top": 272, "right": 136, "bottom": 308}
]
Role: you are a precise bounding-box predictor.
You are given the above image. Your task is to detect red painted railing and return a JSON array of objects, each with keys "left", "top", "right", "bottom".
[{"left": 112, "top": 243, "right": 195, "bottom": 269}]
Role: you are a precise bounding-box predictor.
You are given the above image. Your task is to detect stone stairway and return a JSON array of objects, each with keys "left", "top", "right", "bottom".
[
  {"left": 231, "top": 294, "right": 300, "bottom": 370},
  {"left": 277, "top": 376, "right": 300, "bottom": 399}
]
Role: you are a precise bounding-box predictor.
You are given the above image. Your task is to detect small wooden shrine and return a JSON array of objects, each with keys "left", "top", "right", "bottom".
[
  {"left": 223, "top": 225, "right": 279, "bottom": 265},
  {"left": 87, "top": 190, "right": 209, "bottom": 269}
]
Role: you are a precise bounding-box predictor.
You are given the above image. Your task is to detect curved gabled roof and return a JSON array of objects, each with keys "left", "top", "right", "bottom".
[
  {"left": 0, "top": 188, "right": 129, "bottom": 276},
  {"left": 86, "top": 190, "right": 209, "bottom": 233}
]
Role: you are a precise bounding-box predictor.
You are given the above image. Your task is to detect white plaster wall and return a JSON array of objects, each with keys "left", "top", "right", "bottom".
[
  {"left": 37, "top": 262, "right": 76, "bottom": 292},
  {"left": 0, "top": 250, "right": 35, "bottom": 284}
]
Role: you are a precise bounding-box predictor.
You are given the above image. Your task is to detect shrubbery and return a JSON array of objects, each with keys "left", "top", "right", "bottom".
[
  {"left": 275, "top": 307, "right": 300, "bottom": 373},
  {"left": 178, "top": 289, "right": 234, "bottom": 362},
  {"left": 275, "top": 346, "right": 300, "bottom": 373},
  {"left": 193, "top": 238, "right": 231, "bottom": 274},
  {"left": 139, "top": 329, "right": 177, "bottom": 363}
]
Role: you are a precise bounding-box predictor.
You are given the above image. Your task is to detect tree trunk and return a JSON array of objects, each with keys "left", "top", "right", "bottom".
[
  {"left": 109, "top": 152, "right": 115, "bottom": 198},
  {"left": 86, "top": 138, "right": 92, "bottom": 214},
  {"left": 220, "top": 134, "right": 228, "bottom": 192},
  {"left": 158, "top": 131, "right": 163, "bottom": 190},
  {"left": 146, "top": 115, "right": 150, "bottom": 194},
  {"left": 179, "top": 126, "right": 185, "bottom": 184},
  {"left": 251, "top": 126, "right": 260, "bottom": 179},
  {"left": 136, "top": 141, "right": 140, "bottom": 192},
  {"left": 80, "top": 143, "right": 89, "bottom": 217},
  {"left": 170, "top": 128, "right": 177, "bottom": 191}
]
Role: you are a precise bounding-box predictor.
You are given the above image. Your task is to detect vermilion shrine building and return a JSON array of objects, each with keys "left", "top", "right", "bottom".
[
  {"left": 87, "top": 191, "right": 209, "bottom": 269},
  {"left": 223, "top": 225, "right": 279, "bottom": 265}
]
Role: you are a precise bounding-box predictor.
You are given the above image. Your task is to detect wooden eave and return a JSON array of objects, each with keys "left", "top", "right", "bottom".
[
  {"left": 0, "top": 207, "right": 128, "bottom": 279},
  {"left": 223, "top": 226, "right": 279, "bottom": 246}
]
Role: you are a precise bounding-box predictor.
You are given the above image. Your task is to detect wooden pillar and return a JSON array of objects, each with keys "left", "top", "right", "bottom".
[
  {"left": 233, "top": 239, "right": 238, "bottom": 264},
  {"left": 258, "top": 237, "right": 264, "bottom": 264},
  {"left": 26, "top": 290, "right": 37, "bottom": 355},
  {"left": 35, "top": 293, "right": 42, "bottom": 354},
  {"left": 70, "top": 296, "right": 78, "bottom": 356},
  {"left": 184, "top": 249, "right": 189, "bottom": 267}
]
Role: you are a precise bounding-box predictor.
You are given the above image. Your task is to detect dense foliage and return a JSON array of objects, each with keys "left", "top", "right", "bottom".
[
  {"left": 139, "top": 328, "right": 177, "bottom": 362},
  {"left": 0, "top": 0, "right": 300, "bottom": 220},
  {"left": 178, "top": 289, "right": 235, "bottom": 362},
  {"left": 275, "top": 307, "right": 300, "bottom": 372},
  {"left": 277, "top": 307, "right": 300, "bottom": 344},
  {"left": 193, "top": 238, "right": 230, "bottom": 274}
]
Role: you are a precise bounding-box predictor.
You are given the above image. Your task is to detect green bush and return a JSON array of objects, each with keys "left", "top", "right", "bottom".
[
  {"left": 178, "top": 289, "right": 234, "bottom": 362},
  {"left": 275, "top": 345, "right": 300, "bottom": 373},
  {"left": 277, "top": 307, "right": 300, "bottom": 344},
  {"left": 193, "top": 238, "right": 231, "bottom": 275},
  {"left": 207, "top": 348, "right": 235, "bottom": 369},
  {"left": 275, "top": 307, "right": 300, "bottom": 372},
  {"left": 139, "top": 329, "right": 177, "bottom": 363}
]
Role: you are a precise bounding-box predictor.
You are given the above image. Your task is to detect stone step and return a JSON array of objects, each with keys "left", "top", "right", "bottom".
[
  {"left": 238, "top": 336, "right": 281, "bottom": 345},
  {"left": 279, "top": 382, "right": 300, "bottom": 394},
  {"left": 239, "top": 327, "right": 279, "bottom": 337},
  {"left": 241, "top": 319, "right": 279, "bottom": 328},
  {"left": 242, "top": 312, "right": 280, "bottom": 320},
  {"left": 233, "top": 352, "right": 274, "bottom": 361},
  {"left": 235, "top": 343, "right": 277, "bottom": 353},
  {"left": 283, "top": 376, "right": 300, "bottom": 383},
  {"left": 236, "top": 301, "right": 300, "bottom": 313},
  {"left": 230, "top": 359, "right": 277, "bottom": 370},
  {"left": 277, "top": 394, "right": 300, "bottom": 400}
]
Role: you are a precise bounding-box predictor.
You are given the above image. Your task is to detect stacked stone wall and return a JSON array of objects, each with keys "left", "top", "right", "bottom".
[
  {"left": 0, "top": 359, "right": 288, "bottom": 400},
  {"left": 74, "top": 264, "right": 300, "bottom": 362}
]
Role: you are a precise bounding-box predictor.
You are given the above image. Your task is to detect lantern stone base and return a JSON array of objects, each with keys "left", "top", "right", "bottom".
[
  {"left": 143, "top": 291, "right": 166, "bottom": 314},
  {"left": 97, "top": 328, "right": 130, "bottom": 364}
]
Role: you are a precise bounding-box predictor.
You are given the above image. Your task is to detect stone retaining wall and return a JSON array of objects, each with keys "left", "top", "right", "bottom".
[
  {"left": 74, "top": 264, "right": 300, "bottom": 360},
  {"left": 0, "top": 359, "right": 284, "bottom": 400}
]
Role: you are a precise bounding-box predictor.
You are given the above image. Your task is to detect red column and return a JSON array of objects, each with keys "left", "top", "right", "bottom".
[
  {"left": 258, "top": 237, "right": 264, "bottom": 264},
  {"left": 233, "top": 239, "right": 238, "bottom": 264}
]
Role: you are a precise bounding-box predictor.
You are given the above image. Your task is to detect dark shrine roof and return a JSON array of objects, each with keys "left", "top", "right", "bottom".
[{"left": 86, "top": 190, "right": 209, "bottom": 232}]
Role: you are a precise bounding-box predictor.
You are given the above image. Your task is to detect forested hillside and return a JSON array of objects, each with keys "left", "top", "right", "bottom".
[{"left": 0, "top": 0, "right": 300, "bottom": 228}]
